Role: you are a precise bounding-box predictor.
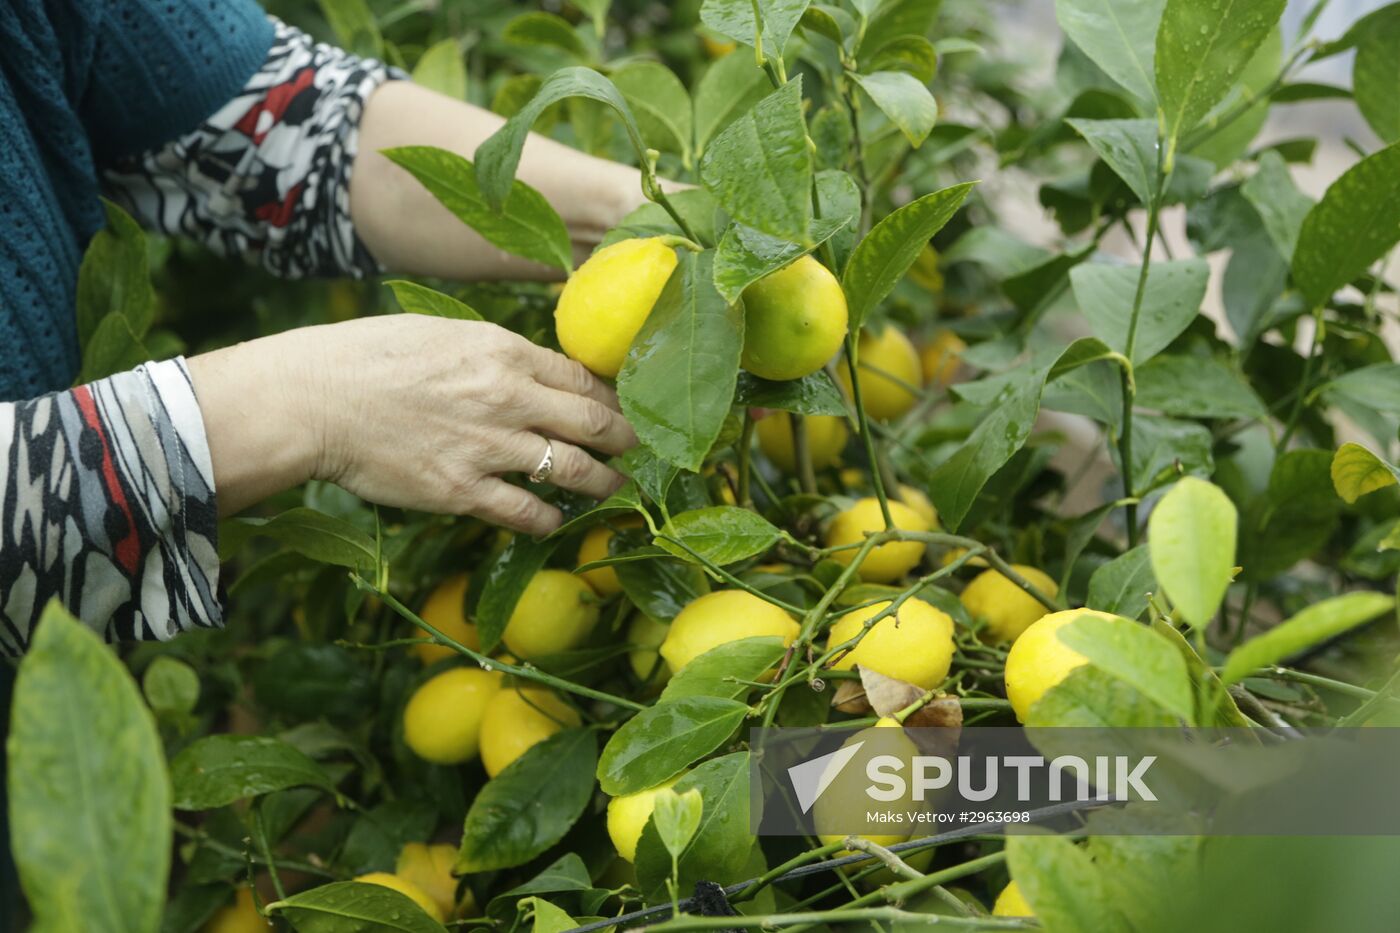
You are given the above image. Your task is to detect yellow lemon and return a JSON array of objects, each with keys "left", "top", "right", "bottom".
[
  {"left": 606, "top": 776, "right": 682, "bottom": 862},
  {"left": 992, "top": 880, "right": 1034, "bottom": 917},
  {"left": 740, "top": 256, "right": 849, "bottom": 381},
  {"left": 555, "top": 237, "right": 679, "bottom": 378},
  {"left": 354, "top": 872, "right": 445, "bottom": 923},
  {"left": 826, "top": 598, "right": 955, "bottom": 689},
  {"left": 1004, "top": 609, "right": 1122, "bottom": 722},
  {"left": 202, "top": 887, "right": 263, "bottom": 933},
  {"left": 414, "top": 575, "right": 479, "bottom": 666},
  {"left": 755, "top": 412, "right": 849, "bottom": 473},
  {"left": 660, "top": 590, "right": 799, "bottom": 673},
  {"left": 627, "top": 613, "right": 671, "bottom": 687},
  {"left": 897, "top": 485, "right": 938, "bottom": 528},
  {"left": 960, "top": 566, "right": 1059, "bottom": 643},
  {"left": 825, "top": 497, "right": 929, "bottom": 583},
  {"left": 701, "top": 33, "right": 737, "bottom": 58},
  {"left": 838, "top": 327, "right": 922, "bottom": 421},
  {"left": 502, "top": 569, "right": 599, "bottom": 660},
  {"left": 907, "top": 244, "right": 944, "bottom": 293},
  {"left": 396, "top": 843, "right": 467, "bottom": 920},
  {"left": 578, "top": 521, "right": 640, "bottom": 597},
  {"left": 920, "top": 330, "right": 966, "bottom": 388},
  {"left": 402, "top": 667, "right": 501, "bottom": 765},
  {"left": 479, "top": 684, "right": 582, "bottom": 777}
]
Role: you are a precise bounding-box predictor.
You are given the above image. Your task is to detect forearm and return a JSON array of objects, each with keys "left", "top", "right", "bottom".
[
  {"left": 186, "top": 331, "right": 324, "bottom": 517},
  {"left": 350, "top": 80, "right": 648, "bottom": 279}
]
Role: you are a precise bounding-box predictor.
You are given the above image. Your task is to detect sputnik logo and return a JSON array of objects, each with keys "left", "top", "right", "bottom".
[{"left": 788, "top": 741, "right": 864, "bottom": 813}]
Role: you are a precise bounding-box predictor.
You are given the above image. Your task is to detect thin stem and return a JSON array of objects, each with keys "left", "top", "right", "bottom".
[
  {"left": 840, "top": 836, "right": 924, "bottom": 881},
  {"left": 656, "top": 534, "right": 804, "bottom": 615},
  {"left": 790, "top": 412, "right": 819, "bottom": 495},
  {"left": 844, "top": 335, "right": 895, "bottom": 529},
  {"left": 253, "top": 802, "right": 287, "bottom": 903},
  {"left": 1338, "top": 665, "right": 1400, "bottom": 726},
  {"left": 737, "top": 410, "right": 755, "bottom": 507},
  {"left": 1268, "top": 666, "right": 1385, "bottom": 700},
  {"left": 358, "top": 578, "right": 648, "bottom": 711},
  {"left": 173, "top": 822, "right": 340, "bottom": 880},
  {"left": 1276, "top": 308, "right": 1324, "bottom": 454},
  {"left": 644, "top": 909, "right": 1032, "bottom": 931},
  {"left": 730, "top": 842, "right": 845, "bottom": 904}
]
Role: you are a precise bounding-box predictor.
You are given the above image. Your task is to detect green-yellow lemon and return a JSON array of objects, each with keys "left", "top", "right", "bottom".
[
  {"left": 920, "top": 329, "right": 966, "bottom": 388},
  {"left": 354, "top": 872, "right": 445, "bottom": 923},
  {"left": 578, "top": 521, "right": 641, "bottom": 597},
  {"left": 606, "top": 776, "right": 682, "bottom": 862},
  {"left": 838, "top": 327, "right": 922, "bottom": 421},
  {"left": 502, "top": 569, "right": 599, "bottom": 660},
  {"left": 992, "top": 880, "right": 1034, "bottom": 917},
  {"left": 555, "top": 237, "right": 679, "bottom": 378},
  {"left": 825, "top": 497, "right": 929, "bottom": 583},
  {"left": 660, "top": 590, "right": 799, "bottom": 673},
  {"left": 627, "top": 613, "right": 671, "bottom": 687},
  {"left": 818, "top": 718, "right": 916, "bottom": 853},
  {"left": 396, "top": 842, "right": 473, "bottom": 920},
  {"left": 202, "top": 887, "right": 263, "bottom": 933},
  {"left": 826, "top": 598, "right": 955, "bottom": 689},
  {"left": 413, "top": 574, "right": 479, "bottom": 666},
  {"left": 960, "top": 566, "right": 1059, "bottom": 643},
  {"left": 1004, "top": 609, "right": 1123, "bottom": 722},
  {"left": 402, "top": 667, "right": 501, "bottom": 765},
  {"left": 756, "top": 412, "right": 849, "bottom": 473},
  {"left": 479, "top": 684, "right": 582, "bottom": 777},
  {"left": 740, "top": 256, "right": 849, "bottom": 381}
]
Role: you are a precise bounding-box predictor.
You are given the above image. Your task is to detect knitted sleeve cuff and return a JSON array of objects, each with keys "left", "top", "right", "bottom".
[
  {"left": 101, "top": 18, "right": 405, "bottom": 280},
  {"left": 0, "top": 358, "right": 221, "bottom": 656}
]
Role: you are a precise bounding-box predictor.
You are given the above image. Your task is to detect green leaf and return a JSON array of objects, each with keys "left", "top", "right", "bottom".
[
  {"left": 1240, "top": 150, "right": 1313, "bottom": 261},
  {"left": 1239, "top": 449, "right": 1342, "bottom": 581},
  {"left": 477, "top": 67, "right": 646, "bottom": 210},
  {"left": 78, "top": 312, "right": 154, "bottom": 385},
  {"left": 386, "top": 280, "right": 483, "bottom": 321},
  {"left": 1221, "top": 592, "right": 1396, "bottom": 685},
  {"left": 267, "top": 881, "right": 446, "bottom": 932},
  {"left": 1006, "top": 834, "right": 1129, "bottom": 933},
  {"left": 316, "top": 0, "right": 383, "bottom": 58},
  {"left": 1067, "top": 118, "right": 1159, "bottom": 204},
  {"left": 1126, "top": 414, "right": 1214, "bottom": 493},
  {"left": 9, "top": 603, "right": 171, "bottom": 933},
  {"left": 1056, "top": 612, "right": 1196, "bottom": 723},
  {"left": 849, "top": 71, "right": 938, "bottom": 147},
  {"left": 170, "top": 735, "right": 337, "bottom": 810},
  {"left": 1292, "top": 141, "right": 1400, "bottom": 308},
  {"left": 143, "top": 656, "right": 200, "bottom": 715},
  {"left": 526, "top": 898, "right": 577, "bottom": 933},
  {"left": 735, "top": 370, "right": 850, "bottom": 416},
  {"left": 700, "top": 0, "right": 813, "bottom": 62},
  {"left": 816, "top": 169, "right": 863, "bottom": 272},
  {"left": 411, "top": 39, "right": 467, "bottom": 99},
  {"left": 713, "top": 213, "right": 854, "bottom": 304},
  {"left": 617, "top": 251, "right": 744, "bottom": 472},
  {"left": 597, "top": 696, "right": 747, "bottom": 795},
  {"left": 694, "top": 50, "right": 772, "bottom": 156},
  {"left": 616, "top": 553, "right": 709, "bottom": 621},
  {"left": 219, "top": 508, "right": 377, "bottom": 568},
  {"left": 382, "top": 147, "right": 572, "bottom": 271},
  {"left": 484, "top": 854, "right": 594, "bottom": 921},
  {"left": 1147, "top": 477, "right": 1238, "bottom": 628},
  {"left": 842, "top": 182, "right": 976, "bottom": 332},
  {"left": 700, "top": 79, "right": 813, "bottom": 245},
  {"left": 1055, "top": 0, "right": 1165, "bottom": 104},
  {"left": 477, "top": 534, "right": 560, "bottom": 652},
  {"left": 572, "top": 0, "right": 612, "bottom": 34},
  {"left": 859, "top": 0, "right": 940, "bottom": 58},
  {"left": 661, "top": 636, "right": 788, "bottom": 701},
  {"left": 800, "top": 5, "right": 847, "bottom": 45},
  {"left": 1155, "top": 0, "right": 1286, "bottom": 144},
  {"left": 1028, "top": 664, "right": 1179, "bottom": 729},
  {"left": 652, "top": 788, "right": 705, "bottom": 861},
  {"left": 1320, "top": 363, "right": 1400, "bottom": 419},
  {"left": 658, "top": 506, "right": 782, "bottom": 565},
  {"left": 1087, "top": 545, "right": 1157, "bottom": 620},
  {"left": 612, "top": 61, "right": 694, "bottom": 160},
  {"left": 1331, "top": 443, "right": 1400, "bottom": 504},
  {"left": 1069, "top": 258, "right": 1209, "bottom": 364},
  {"left": 504, "top": 12, "right": 589, "bottom": 60},
  {"left": 457, "top": 728, "right": 596, "bottom": 873},
  {"left": 1134, "top": 355, "right": 1267, "bottom": 419},
  {"left": 868, "top": 36, "right": 940, "bottom": 83},
  {"left": 76, "top": 200, "right": 154, "bottom": 348},
  {"left": 1188, "top": 26, "right": 1280, "bottom": 169},
  {"left": 1354, "top": 13, "right": 1400, "bottom": 143},
  {"left": 634, "top": 752, "right": 752, "bottom": 900}
]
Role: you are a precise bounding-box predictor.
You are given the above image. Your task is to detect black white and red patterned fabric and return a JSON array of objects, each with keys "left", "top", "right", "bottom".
[
  {"left": 103, "top": 17, "right": 397, "bottom": 279},
  {"left": 1, "top": 19, "right": 398, "bottom": 655}
]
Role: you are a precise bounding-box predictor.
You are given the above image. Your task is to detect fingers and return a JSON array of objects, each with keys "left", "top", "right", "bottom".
[
  {"left": 527, "top": 385, "right": 637, "bottom": 455},
  {"left": 525, "top": 344, "right": 623, "bottom": 410},
  {"left": 520, "top": 435, "right": 627, "bottom": 499},
  {"left": 470, "top": 479, "right": 563, "bottom": 537}
]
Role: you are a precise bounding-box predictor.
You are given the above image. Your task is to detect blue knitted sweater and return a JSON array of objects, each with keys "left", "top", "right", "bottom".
[{"left": 0, "top": 0, "right": 273, "bottom": 400}]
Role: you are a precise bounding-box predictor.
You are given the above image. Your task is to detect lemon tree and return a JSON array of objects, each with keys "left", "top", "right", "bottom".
[{"left": 12, "top": 0, "right": 1400, "bottom": 931}]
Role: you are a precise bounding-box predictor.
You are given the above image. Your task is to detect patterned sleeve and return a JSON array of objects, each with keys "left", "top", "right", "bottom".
[
  {"left": 0, "top": 360, "right": 220, "bottom": 657},
  {"left": 101, "top": 18, "right": 403, "bottom": 280}
]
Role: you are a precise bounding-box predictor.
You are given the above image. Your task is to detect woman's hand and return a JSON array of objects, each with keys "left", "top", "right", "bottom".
[{"left": 189, "top": 316, "right": 636, "bottom": 533}]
